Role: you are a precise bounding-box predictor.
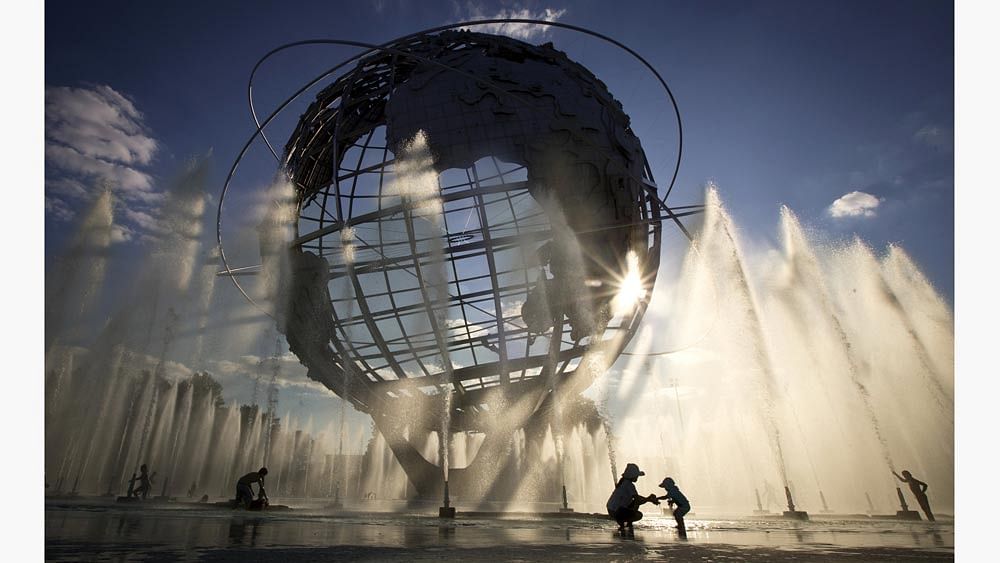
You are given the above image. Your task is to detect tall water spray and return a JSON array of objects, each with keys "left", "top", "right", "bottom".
[
  {"left": 701, "top": 187, "right": 792, "bottom": 488},
  {"left": 45, "top": 188, "right": 114, "bottom": 353},
  {"left": 605, "top": 185, "right": 953, "bottom": 514},
  {"left": 390, "top": 131, "right": 455, "bottom": 503},
  {"left": 771, "top": 207, "right": 900, "bottom": 483}
]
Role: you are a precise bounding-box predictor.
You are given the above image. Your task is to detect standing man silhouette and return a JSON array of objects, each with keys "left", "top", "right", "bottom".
[{"left": 893, "top": 469, "right": 934, "bottom": 521}]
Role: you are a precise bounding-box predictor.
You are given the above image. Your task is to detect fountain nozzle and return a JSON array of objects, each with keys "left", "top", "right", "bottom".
[
  {"left": 895, "top": 486, "right": 909, "bottom": 511},
  {"left": 819, "top": 489, "right": 832, "bottom": 513},
  {"left": 895, "top": 486, "right": 921, "bottom": 520},
  {"left": 782, "top": 485, "right": 809, "bottom": 521},
  {"left": 784, "top": 486, "right": 796, "bottom": 512},
  {"left": 752, "top": 487, "right": 771, "bottom": 515},
  {"left": 559, "top": 483, "right": 574, "bottom": 513},
  {"left": 439, "top": 479, "right": 455, "bottom": 518}
]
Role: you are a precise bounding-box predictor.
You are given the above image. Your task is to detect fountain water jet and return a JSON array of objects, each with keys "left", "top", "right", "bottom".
[
  {"left": 605, "top": 186, "right": 952, "bottom": 516},
  {"left": 699, "top": 187, "right": 798, "bottom": 514}
]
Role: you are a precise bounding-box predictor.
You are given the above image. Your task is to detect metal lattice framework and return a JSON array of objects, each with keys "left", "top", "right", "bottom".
[
  {"left": 272, "top": 30, "right": 684, "bottom": 429},
  {"left": 220, "top": 22, "right": 699, "bottom": 497}
]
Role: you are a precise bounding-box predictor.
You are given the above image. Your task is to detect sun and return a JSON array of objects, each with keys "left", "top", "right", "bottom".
[{"left": 612, "top": 250, "right": 647, "bottom": 316}]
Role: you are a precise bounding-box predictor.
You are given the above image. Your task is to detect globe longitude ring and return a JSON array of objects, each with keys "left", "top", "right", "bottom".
[{"left": 222, "top": 24, "right": 692, "bottom": 500}]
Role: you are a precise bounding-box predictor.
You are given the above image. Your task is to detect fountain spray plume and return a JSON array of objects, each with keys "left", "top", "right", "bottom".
[
  {"left": 131, "top": 308, "right": 180, "bottom": 473},
  {"left": 701, "top": 185, "right": 791, "bottom": 490},
  {"left": 190, "top": 244, "right": 221, "bottom": 370},
  {"left": 532, "top": 183, "right": 629, "bottom": 509},
  {"left": 850, "top": 238, "right": 951, "bottom": 416},
  {"left": 596, "top": 395, "right": 619, "bottom": 487},
  {"left": 45, "top": 186, "right": 114, "bottom": 354},
  {"left": 116, "top": 156, "right": 211, "bottom": 488},
  {"left": 860, "top": 241, "right": 952, "bottom": 418},
  {"left": 827, "top": 238, "right": 953, "bottom": 501},
  {"left": 45, "top": 154, "right": 230, "bottom": 496},
  {"left": 390, "top": 130, "right": 455, "bottom": 508},
  {"left": 616, "top": 188, "right": 953, "bottom": 513},
  {"left": 777, "top": 207, "right": 901, "bottom": 482},
  {"left": 257, "top": 176, "right": 298, "bottom": 331},
  {"left": 882, "top": 244, "right": 954, "bottom": 391},
  {"left": 152, "top": 156, "right": 212, "bottom": 293},
  {"left": 332, "top": 225, "right": 357, "bottom": 507}
]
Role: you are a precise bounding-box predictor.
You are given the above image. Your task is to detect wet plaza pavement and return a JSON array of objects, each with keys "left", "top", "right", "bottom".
[{"left": 45, "top": 498, "right": 953, "bottom": 561}]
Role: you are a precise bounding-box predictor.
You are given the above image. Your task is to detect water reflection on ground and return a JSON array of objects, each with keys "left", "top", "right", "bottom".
[{"left": 45, "top": 499, "right": 954, "bottom": 562}]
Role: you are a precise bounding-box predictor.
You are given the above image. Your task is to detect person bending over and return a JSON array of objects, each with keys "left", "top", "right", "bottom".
[
  {"left": 606, "top": 463, "right": 659, "bottom": 533},
  {"left": 235, "top": 467, "right": 268, "bottom": 509}
]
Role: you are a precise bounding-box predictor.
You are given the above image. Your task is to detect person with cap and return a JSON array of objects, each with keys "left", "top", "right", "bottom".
[
  {"left": 235, "top": 467, "right": 268, "bottom": 509},
  {"left": 657, "top": 477, "right": 691, "bottom": 538},
  {"left": 606, "top": 463, "right": 659, "bottom": 533}
]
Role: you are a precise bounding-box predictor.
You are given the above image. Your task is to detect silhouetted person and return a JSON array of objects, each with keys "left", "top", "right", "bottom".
[
  {"left": 894, "top": 469, "right": 934, "bottom": 521},
  {"left": 188, "top": 481, "right": 197, "bottom": 498},
  {"left": 606, "top": 463, "right": 659, "bottom": 533},
  {"left": 131, "top": 465, "right": 154, "bottom": 499},
  {"left": 236, "top": 467, "right": 268, "bottom": 509},
  {"left": 657, "top": 477, "right": 691, "bottom": 539}
]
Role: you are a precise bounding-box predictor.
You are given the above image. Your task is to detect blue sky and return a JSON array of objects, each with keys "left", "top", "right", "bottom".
[
  {"left": 43, "top": 0, "right": 955, "bottom": 423},
  {"left": 45, "top": 0, "right": 954, "bottom": 299}
]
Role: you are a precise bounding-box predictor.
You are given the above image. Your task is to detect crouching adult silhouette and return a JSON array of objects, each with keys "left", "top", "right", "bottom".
[
  {"left": 606, "top": 463, "right": 659, "bottom": 534},
  {"left": 235, "top": 467, "right": 268, "bottom": 509}
]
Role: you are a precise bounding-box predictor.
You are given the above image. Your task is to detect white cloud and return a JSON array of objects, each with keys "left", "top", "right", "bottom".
[
  {"left": 501, "top": 298, "right": 524, "bottom": 319},
  {"left": 828, "top": 190, "right": 882, "bottom": 218},
  {"left": 446, "top": 317, "right": 491, "bottom": 340},
  {"left": 47, "top": 85, "right": 157, "bottom": 165},
  {"left": 207, "top": 354, "right": 331, "bottom": 395},
  {"left": 45, "top": 136, "right": 157, "bottom": 198},
  {"left": 452, "top": 2, "right": 567, "bottom": 42},
  {"left": 45, "top": 84, "right": 164, "bottom": 239}
]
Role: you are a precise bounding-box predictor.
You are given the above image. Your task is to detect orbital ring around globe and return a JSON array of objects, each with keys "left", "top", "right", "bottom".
[
  {"left": 244, "top": 19, "right": 685, "bottom": 199},
  {"left": 217, "top": 22, "right": 712, "bottom": 458},
  {"left": 217, "top": 19, "right": 692, "bottom": 315},
  {"left": 226, "top": 23, "right": 721, "bottom": 364},
  {"left": 226, "top": 22, "right": 722, "bottom": 362}
]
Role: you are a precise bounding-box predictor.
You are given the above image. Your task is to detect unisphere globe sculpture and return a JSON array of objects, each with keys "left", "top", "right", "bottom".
[{"left": 264, "top": 29, "right": 673, "bottom": 500}]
